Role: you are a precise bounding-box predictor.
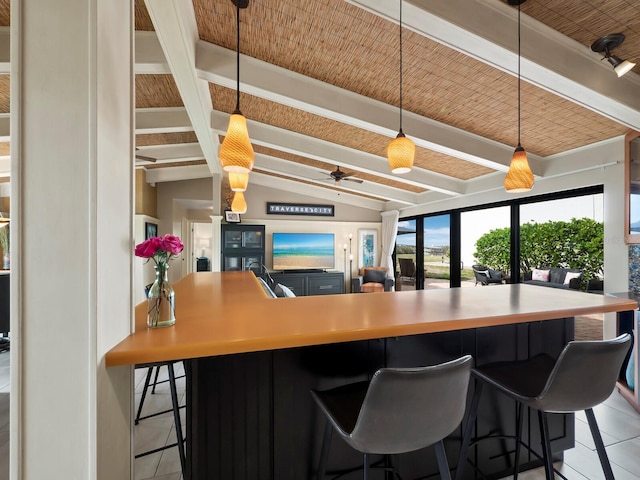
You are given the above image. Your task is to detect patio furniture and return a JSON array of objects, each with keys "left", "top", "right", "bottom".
[
  {"left": 523, "top": 267, "right": 582, "bottom": 290},
  {"left": 398, "top": 258, "right": 416, "bottom": 285},
  {"left": 472, "top": 265, "right": 503, "bottom": 286}
]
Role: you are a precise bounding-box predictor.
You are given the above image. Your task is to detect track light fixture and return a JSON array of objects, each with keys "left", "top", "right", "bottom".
[
  {"left": 591, "top": 33, "right": 636, "bottom": 78},
  {"left": 387, "top": 0, "right": 415, "bottom": 174},
  {"left": 219, "top": 0, "right": 255, "bottom": 173},
  {"left": 504, "top": 0, "right": 534, "bottom": 193}
]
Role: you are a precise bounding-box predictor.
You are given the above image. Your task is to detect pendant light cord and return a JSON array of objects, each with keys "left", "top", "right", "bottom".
[
  {"left": 399, "top": 0, "right": 403, "bottom": 133},
  {"left": 517, "top": 2, "right": 521, "bottom": 145},
  {"left": 235, "top": 2, "right": 241, "bottom": 112}
]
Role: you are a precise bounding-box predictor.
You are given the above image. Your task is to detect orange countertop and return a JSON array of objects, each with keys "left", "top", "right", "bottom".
[{"left": 105, "top": 271, "right": 638, "bottom": 367}]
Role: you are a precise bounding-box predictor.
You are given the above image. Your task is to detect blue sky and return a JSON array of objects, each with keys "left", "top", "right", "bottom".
[{"left": 397, "top": 215, "right": 450, "bottom": 247}]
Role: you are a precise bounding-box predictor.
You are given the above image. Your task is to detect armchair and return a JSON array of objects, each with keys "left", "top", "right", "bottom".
[
  {"left": 352, "top": 267, "right": 394, "bottom": 293},
  {"left": 472, "top": 264, "right": 503, "bottom": 286}
]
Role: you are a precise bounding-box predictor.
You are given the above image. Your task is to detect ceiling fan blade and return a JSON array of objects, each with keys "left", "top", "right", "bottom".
[
  {"left": 343, "top": 177, "right": 363, "bottom": 183},
  {"left": 135, "top": 154, "right": 157, "bottom": 163},
  {"left": 341, "top": 171, "right": 356, "bottom": 178}
]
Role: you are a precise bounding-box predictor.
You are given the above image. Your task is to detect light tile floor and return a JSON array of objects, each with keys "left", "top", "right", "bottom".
[{"left": 0, "top": 351, "right": 638, "bottom": 480}]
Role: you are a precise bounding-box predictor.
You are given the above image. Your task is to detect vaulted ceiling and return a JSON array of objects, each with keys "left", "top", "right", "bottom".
[{"left": 3, "top": 0, "right": 640, "bottom": 211}]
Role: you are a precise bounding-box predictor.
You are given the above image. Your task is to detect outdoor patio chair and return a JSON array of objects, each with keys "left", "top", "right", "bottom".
[
  {"left": 399, "top": 258, "right": 416, "bottom": 285},
  {"left": 472, "top": 265, "right": 503, "bottom": 286}
]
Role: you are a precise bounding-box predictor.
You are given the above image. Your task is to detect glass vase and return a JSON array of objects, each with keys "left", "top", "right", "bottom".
[{"left": 147, "top": 263, "right": 176, "bottom": 328}]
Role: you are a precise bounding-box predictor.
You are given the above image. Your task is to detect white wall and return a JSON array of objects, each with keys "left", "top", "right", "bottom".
[
  {"left": 156, "top": 178, "right": 384, "bottom": 282},
  {"left": 156, "top": 177, "right": 214, "bottom": 235},
  {"left": 245, "top": 183, "right": 382, "bottom": 222},
  {"left": 134, "top": 215, "right": 160, "bottom": 305}
]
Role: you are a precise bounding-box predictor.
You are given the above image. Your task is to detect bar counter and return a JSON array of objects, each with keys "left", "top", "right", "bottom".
[
  {"left": 105, "top": 271, "right": 636, "bottom": 366},
  {"left": 106, "top": 272, "right": 637, "bottom": 479}
]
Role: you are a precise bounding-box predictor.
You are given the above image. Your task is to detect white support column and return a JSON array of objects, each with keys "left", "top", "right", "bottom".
[
  {"left": 211, "top": 215, "right": 223, "bottom": 272},
  {"left": 12, "top": 1, "right": 134, "bottom": 479}
]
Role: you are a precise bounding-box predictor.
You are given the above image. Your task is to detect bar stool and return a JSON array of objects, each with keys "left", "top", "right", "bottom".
[
  {"left": 311, "top": 355, "right": 472, "bottom": 480},
  {"left": 455, "top": 334, "right": 631, "bottom": 480},
  {"left": 134, "top": 361, "right": 186, "bottom": 476}
]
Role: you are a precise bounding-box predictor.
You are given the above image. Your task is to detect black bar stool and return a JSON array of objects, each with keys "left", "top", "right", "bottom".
[
  {"left": 311, "top": 355, "right": 472, "bottom": 480},
  {"left": 455, "top": 334, "right": 631, "bottom": 480},
  {"left": 134, "top": 361, "right": 186, "bottom": 476}
]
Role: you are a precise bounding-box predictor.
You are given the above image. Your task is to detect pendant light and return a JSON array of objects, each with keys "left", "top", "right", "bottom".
[
  {"left": 219, "top": 0, "right": 254, "bottom": 174},
  {"left": 504, "top": 0, "right": 534, "bottom": 193},
  {"left": 387, "top": 0, "right": 415, "bottom": 175},
  {"left": 229, "top": 172, "right": 249, "bottom": 191},
  {"left": 231, "top": 191, "right": 247, "bottom": 214}
]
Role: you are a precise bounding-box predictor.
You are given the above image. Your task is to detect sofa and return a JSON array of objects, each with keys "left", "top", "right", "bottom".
[{"left": 523, "top": 267, "right": 582, "bottom": 290}]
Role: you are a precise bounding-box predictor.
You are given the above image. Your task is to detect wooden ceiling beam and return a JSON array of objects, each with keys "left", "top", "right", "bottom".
[
  {"left": 349, "top": 0, "right": 640, "bottom": 130},
  {"left": 249, "top": 172, "right": 386, "bottom": 212},
  {"left": 144, "top": 0, "right": 221, "bottom": 174},
  {"left": 255, "top": 152, "right": 418, "bottom": 205},
  {"left": 210, "top": 109, "right": 466, "bottom": 196},
  {"left": 196, "top": 40, "right": 538, "bottom": 175}
]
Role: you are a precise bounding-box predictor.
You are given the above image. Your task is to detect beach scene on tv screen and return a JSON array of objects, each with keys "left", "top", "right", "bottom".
[{"left": 273, "top": 233, "right": 335, "bottom": 270}]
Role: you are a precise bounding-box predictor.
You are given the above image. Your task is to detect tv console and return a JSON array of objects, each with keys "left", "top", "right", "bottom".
[
  {"left": 279, "top": 268, "right": 325, "bottom": 274},
  {"left": 270, "top": 271, "right": 344, "bottom": 296}
]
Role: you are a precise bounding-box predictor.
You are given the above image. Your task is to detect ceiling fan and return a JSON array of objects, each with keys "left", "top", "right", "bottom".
[
  {"left": 135, "top": 148, "right": 157, "bottom": 163},
  {"left": 320, "top": 166, "right": 363, "bottom": 184}
]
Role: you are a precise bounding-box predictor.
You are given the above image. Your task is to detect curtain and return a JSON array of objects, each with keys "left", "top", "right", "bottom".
[{"left": 380, "top": 210, "right": 399, "bottom": 272}]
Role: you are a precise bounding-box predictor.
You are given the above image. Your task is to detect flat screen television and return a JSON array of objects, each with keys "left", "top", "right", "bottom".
[{"left": 272, "top": 232, "right": 335, "bottom": 271}]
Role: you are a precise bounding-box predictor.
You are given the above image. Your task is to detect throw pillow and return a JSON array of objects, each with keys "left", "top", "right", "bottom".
[
  {"left": 364, "top": 268, "right": 387, "bottom": 284},
  {"left": 563, "top": 271, "right": 582, "bottom": 285},
  {"left": 278, "top": 284, "right": 296, "bottom": 297},
  {"left": 531, "top": 268, "right": 550, "bottom": 282},
  {"left": 272, "top": 283, "right": 286, "bottom": 297},
  {"left": 549, "top": 268, "right": 564, "bottom": 285}
]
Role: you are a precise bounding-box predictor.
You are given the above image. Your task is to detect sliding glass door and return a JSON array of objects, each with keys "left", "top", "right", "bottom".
[{"left": 423, "top": 215, "right": 451, "bottom": 289}]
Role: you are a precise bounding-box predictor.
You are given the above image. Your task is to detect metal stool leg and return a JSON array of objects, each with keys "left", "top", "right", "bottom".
[
  {"left": 585, "top": 408, "right": 615, "bottom": 480},
  {"left": 135, "top": 367, "right": 154, "bottom": 425},
  {"left": 513, "top": 402, "right": 524, "bottom": 480},
  {"left": 317, "top": 419, "right": 332, "bottom": 480},
  {"left": 151, "top": 364, "right": 162, "bottom": 394},
  {"left": 167, "top": 363, "right": 186, "bottom": 477},
  {"left": 454, "top": 380, "right": 483, "bottom": 480},
  {"left": 435, "top": 439, "right": 452, "bottom": 480},
  {"left": 363, "top": 452, "right": 369, "bottom": 480},
  {"left": 537, "top": 411, "right": 554, "bottom": 480}
]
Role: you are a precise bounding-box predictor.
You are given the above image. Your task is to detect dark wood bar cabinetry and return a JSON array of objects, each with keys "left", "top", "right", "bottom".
[{"left": 187, "top": 318, "right": 574, "bottom": 479}]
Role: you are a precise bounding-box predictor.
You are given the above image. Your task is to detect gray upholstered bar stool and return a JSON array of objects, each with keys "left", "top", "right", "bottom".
[
  {"left": 311, "top": 355, "right": 472, "bottom": 480},
  {"left": 455, "top": 334, "right": 631, "bottom": 480}
]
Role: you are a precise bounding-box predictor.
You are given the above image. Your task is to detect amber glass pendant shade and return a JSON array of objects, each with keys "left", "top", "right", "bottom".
[
  {"left": 219, "top": 112, "right": 254, "bottom": 173},
  {"left": 229, "top": 172, "right": 249, "bottom": 192},
  {"left": 504, "top": 144, "right": 534, "bottom": 192},
  {"left": 231, "top": 191, "right": 247, "bottom": 214},
  {"left": 387, "top": 131, "right": 415, "bottom": 174}
]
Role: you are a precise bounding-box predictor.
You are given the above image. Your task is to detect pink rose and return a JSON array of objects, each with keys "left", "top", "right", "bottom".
[
  {"left": 135, "top": 237, "right": 162, "bottom": 258},
  {"left": 161, "top": 234, "right": 184, "bottom": 255}
]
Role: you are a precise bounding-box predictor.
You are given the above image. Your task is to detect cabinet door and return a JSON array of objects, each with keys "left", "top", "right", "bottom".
[
  {"left": 224, "top": 230, "right": 243, "bottom": 250},
  {"left": 242, "top": 229, "right": 264, "bottom": 249},
  {"left": 223, "top": 254, "right": 264, "bottom": 272},
  {"left": 308, "top": 275, "right": 343, "bottom": 295}
]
